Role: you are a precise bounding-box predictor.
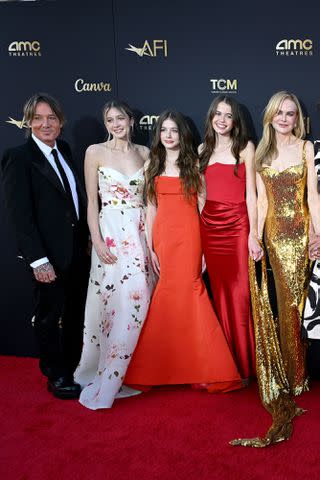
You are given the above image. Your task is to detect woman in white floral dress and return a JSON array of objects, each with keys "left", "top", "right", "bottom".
[{"left": 74, "top": 101, "right": 154, "bottom": 409}]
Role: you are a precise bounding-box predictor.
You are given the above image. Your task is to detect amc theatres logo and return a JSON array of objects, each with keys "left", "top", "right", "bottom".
[
  {"left": 210, "top": 79, "right": 237, "bottom": 94},
  {"left": 126, "top": 40, "right": 168, "bottom": 57},
  {"left": 8, "top": 40, "right": 41, "bottom": 56},
  {"left": 139, "top": 115, "right": 159, "bottom": 131},
  {"left": 275, "top": 39, "right": 313, "bottom": 56}
]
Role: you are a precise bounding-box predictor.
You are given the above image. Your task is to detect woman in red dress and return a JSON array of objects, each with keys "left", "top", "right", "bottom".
[
  {"left": 199, "top": 96, "right": 263, "bottom": 382},
  {"left": 125, "top": 110, "right": 241, "bottom": 391}
]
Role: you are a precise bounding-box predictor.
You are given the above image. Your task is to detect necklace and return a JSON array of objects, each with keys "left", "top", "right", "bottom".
[
  {"left": 104, "top": 141, "right": 131, "bottom": 153},
  {"left": 215, "top": 141, "right": 232, "bottom": 153}
]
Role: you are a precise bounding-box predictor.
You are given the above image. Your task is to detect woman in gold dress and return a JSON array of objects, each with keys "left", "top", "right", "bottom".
[{"left": 232, "top": 91, "right": 320, "bottom": 447}]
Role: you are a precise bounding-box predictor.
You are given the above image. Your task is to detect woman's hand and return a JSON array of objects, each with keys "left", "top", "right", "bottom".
[
  {"left": 201, "top": 255, "right": 206, "bottom": 273},
  {"left": 94, "top": 240, "right": 118, "bottom": 264},
  {"left": 248, "top": 234, "right": 264, "bottom": 262},
  {"left": 150, "top": 250, "right": 160, "bottom": 275},
  {"left": 309, "top": 233, "right": 320, "bottom": 260}
]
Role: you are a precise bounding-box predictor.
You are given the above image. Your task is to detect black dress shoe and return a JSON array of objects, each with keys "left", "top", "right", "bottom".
[{"left": 47, "top": 377, "right": 81, "bottom": 399}]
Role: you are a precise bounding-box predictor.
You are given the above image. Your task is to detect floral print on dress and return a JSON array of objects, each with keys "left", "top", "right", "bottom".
[
  {"left": 74, "top": 166, "right": 155, "bottom": 409},
  {"left": 105, "top": 237, "right": 116, "bottom": 248}
]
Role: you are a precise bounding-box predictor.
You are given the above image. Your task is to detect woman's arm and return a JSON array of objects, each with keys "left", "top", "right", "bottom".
[
  {"left": 145, "top": 200, "right": 159, "bottom": 275},
  {"left": 307, "top": 142, "right": 320, "bottom": 232},
  {"left": 256, "top": 171, "right": 268, "bottom": 241},
  {"left": 306, "top": 141, "right": 320, "bottom": 259},
  {"left": 196, "top": 145, "right": 206, "bottom": 213},
  {"left": 197, "top": 173, "right": 206, "bottom": 213},
  {"left": 244, "top": 142, "right": 263, "bottom": 260},
  {"left": 84, "top": 145, "right": 117, "bottom": 264},
  {"left": 143, "top": 159, "right": 160, "bottom": 275}
]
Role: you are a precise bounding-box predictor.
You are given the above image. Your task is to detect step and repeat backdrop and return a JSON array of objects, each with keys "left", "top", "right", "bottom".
[{"left": 1, "top": 0, "right": 320, "bottom": 355}]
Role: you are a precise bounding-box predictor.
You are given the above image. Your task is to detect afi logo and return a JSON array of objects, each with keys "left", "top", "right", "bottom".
[
  {"left": 210, "top": 79, "right": 237, "bottom": 92},
  {"left": 6, "top": 117, "right": 28, "bottom": 129},
  {"left": 126, "top": 40, "right": 168, "bottom": 57}
]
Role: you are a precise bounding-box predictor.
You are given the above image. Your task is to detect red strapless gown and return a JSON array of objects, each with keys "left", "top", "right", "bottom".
[
  {"left": 125, "top": 176, "right": 241, "bottom": 392},
  {"left": 200, "top": 163, "right": 255, "bottom": 379}
]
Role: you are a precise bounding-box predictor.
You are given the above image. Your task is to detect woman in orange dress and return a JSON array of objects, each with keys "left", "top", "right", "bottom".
[{"left": 125, "top": 111, "right": 241, "bottom": 392}]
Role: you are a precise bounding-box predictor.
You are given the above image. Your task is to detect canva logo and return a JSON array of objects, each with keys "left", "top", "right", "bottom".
[
  {"left": 139, "top": 115, "right": 159, "bottom": 131},
  {"left": 126, "top": 40, "right": 168, "bottom": 57},
  {"left": 275, "top": 39, "right": 313, "bottom": 56},
  {"left": 210, "top": 79, "right": 237, "bottom": 94},
  {"left": 8, "top": 40, "right": 41, "bottom": 56},
  {"left": 5, "top": 117, "right": 28, "bottom": 129},
  {"left": 74, "top": 78, "right": 112, "bottom": 93}
]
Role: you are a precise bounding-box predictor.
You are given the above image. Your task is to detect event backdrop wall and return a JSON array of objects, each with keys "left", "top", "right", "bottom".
[{"left": 1, "top": 0, "right": 319, "bottom": 355}]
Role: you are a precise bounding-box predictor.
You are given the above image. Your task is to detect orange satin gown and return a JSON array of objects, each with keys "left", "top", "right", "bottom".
[{"left": 125, "top": 176, "right": 241, "bottom": 392}]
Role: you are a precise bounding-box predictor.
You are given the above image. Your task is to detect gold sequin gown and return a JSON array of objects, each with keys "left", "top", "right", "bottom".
[{"left": 231, "top": 141, "right": 310, "bottom": 447}]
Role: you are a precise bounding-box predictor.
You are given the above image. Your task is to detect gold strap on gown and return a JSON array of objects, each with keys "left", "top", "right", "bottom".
[{"left": 230, "top": 256, "right": 305, "bottom": 448}]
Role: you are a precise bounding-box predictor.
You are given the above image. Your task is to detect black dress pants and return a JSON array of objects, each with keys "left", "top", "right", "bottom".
[
  {"left": 307, "top": 339, "right": 320, "bottom": 380},
  {"left": 33, "top": 231, "right": 89, "bottom": 380}
]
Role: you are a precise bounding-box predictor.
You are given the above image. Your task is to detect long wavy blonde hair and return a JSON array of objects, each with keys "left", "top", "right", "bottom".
[{"left": 256, "top": 91, "right": 305, "bottom": 171}]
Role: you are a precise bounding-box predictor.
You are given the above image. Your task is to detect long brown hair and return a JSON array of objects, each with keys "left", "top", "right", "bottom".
[
  {"left": 199, "top": 95, "right": 249, "bottom": 175},
  {"left": 146, "top": 111, "right": 201, "bottom": 204}
]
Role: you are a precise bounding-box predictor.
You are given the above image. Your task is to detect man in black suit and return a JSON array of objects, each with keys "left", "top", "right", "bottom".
[{"left": 1, "top": 93, "right": 89, "bottom": 398}]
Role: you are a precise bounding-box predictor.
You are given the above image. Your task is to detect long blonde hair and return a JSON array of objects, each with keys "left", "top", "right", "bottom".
[{"left": 256, "top": 91, "right": 305, "bottom": 170}]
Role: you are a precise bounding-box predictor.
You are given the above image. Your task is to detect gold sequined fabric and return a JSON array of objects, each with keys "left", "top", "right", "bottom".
[
  {"left": 231, "top": 143, "right": 310, "bottom": 448},
  {"left": 231, "top": 257, "right": 306, "bottom": 447},
  {"left": 262, "top": 151, "right": 309, "bottom": 395}
]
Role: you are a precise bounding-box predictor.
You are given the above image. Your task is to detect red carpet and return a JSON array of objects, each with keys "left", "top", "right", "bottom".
[{"left": 1, "top": 356, "right": 320, "bottom": 480}]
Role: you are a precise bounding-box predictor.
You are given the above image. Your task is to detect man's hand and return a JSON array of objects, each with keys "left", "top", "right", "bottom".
[{"left": 33, "top": 262, "right": 57, "bottom": 283}]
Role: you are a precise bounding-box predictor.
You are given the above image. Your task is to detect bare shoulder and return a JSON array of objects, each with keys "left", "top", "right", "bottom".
[
  {"left": 304, "top": 139, "right": 315, "bottom": 156},
  {"left": 85, "top": 142, "right": 106, "bottom": 156},
  {"left": 84, "top": 143, "right": 106, "bottom": 169},
  {"left": 241, "top": 141, "right": 255, "bottom": 165},
  {"left": 198, "top": 143, "right": 204, "bottom": 155},
  {"left": 135, "top": 144, "right": 150, "bottom": 155},
  {"left": 135, "top": 144, "right": 150, "bottom": 161},
  {"left": 243, "top": 140, "right": 255, "bottom": 155}
]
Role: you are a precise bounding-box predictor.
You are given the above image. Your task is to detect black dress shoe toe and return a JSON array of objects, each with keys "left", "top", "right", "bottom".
[{"left": 47, "top": 377, "right": 81, "bottom": 399}]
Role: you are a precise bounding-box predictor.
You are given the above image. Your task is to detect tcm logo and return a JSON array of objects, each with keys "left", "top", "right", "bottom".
[
  {"left": 74, "top": 78, "right": 112, "bottom": 93},
  {"left": 275, "top": 39, "right": 313, "bottom": 56},
  {"left": 126, "top": 40, "right": 168, "bottom": 57},
  {"left": 5, "top": 117, "right": 28, "bottom": 129},
  {"left": 8, "top": 40, "right": 41, "bottom": 57},
  {"left": 139, "top": 115, "right": 159, "bottom": 131},
  {"left": 210, "top": 79, "right": 237, "bottom": 94}
]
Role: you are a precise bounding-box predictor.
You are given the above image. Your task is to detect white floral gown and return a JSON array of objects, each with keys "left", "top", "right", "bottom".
[{"left": 75, "top": 166, "right": 154, "bottom": 409}]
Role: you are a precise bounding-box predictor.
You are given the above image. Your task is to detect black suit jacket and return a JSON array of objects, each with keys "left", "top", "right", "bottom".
[{"left": 1, "top": 137, "right": 88, "bottom": 271}]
